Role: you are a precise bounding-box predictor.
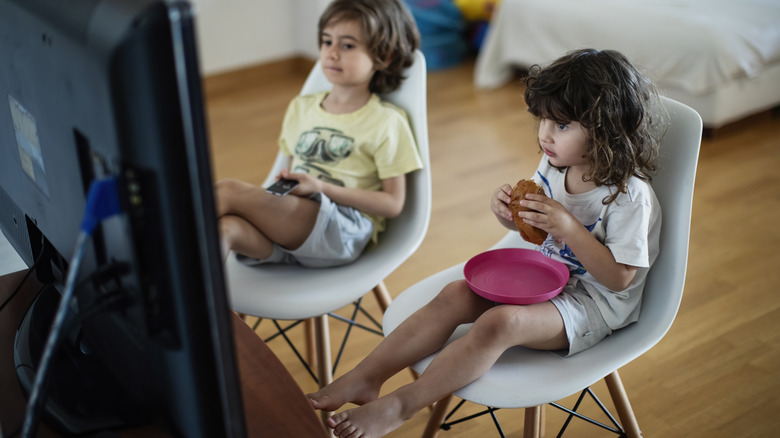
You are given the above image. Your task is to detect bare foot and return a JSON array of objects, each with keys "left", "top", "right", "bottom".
[
  {"left": 327, "top": 395, "right": 408, "bottom": 438},
  {"left": 307, "top": 369, "right": 381, "bottom": 412}
]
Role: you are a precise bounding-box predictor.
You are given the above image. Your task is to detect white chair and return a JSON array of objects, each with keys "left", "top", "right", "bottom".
[
  {"left": 225, "top": 51, "right": 431, "bottom": 397},
  {"left": 382, "top": 96, "right": 702, "bottom": 437}
]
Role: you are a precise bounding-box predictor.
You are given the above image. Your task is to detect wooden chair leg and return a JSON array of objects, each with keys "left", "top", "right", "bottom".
[
  {"left": 605, "top": 370, "right": 642, "bottom": 438},
  {"left": 372, "top": 281, "right": 392, "bottom": 311},
  {"left": 304, "top": 318, "right": 317, "bottom": 369},
  {"left": 313, "top": 315, "right": 333, "bottom": 426},
  {"left": 314, "top": 315, "right": 333, "bottom": 388},
  {"left": 523, "top": 405, "right": 542, "bottom": 438},
  {"left": 422, "top": 394, "right": 453, "bottom": 438}
]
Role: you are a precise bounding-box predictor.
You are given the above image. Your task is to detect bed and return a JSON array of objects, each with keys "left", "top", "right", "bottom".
[{"left": 474, "top": 0, "right": 780, "bottom": 128}]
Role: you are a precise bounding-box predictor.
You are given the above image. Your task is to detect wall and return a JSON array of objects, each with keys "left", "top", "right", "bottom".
[{"left": 192, "top": 0, "right": 331, "bottom": 76}]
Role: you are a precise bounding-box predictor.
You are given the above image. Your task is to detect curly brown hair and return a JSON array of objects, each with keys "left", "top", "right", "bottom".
[
  {"left": 318, "top": 0, "right": 420, "bottom": 94},
  {"left": 524, "top": 49, "right": 667, "bottom": 204}
]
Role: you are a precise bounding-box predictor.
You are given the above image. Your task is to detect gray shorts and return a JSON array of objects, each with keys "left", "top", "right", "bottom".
[
  {"left": 236, "top": 192, "right": 373, "bottom": 268},
  {"left": 550, "top": 285, "right": 613, "bottom": 356}
]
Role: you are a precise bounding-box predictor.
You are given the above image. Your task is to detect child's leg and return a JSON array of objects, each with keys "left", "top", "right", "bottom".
[
  {"left": 214, "top": 178, "right": 319, "bottom": 253},
  {"left": 218, "top": 214, "right": 273, "bottom": 262},
  {"left": 327, "top": 300, "right": 567, "bottom": 438},
  {"left": 307, "top": 280, "right": 495, "bottom": 412}
]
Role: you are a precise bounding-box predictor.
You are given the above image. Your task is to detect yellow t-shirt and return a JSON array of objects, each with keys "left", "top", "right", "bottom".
[{"left": 278, "top": 92, "right": 423, "bottom": 241}]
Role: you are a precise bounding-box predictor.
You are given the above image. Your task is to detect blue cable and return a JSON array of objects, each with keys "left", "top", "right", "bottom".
[
  {"left": 21, "top": 177, "right": 122, "bottom": 438},
  {"left": 80, "top": 177, "right": 122, "bottom": 235}
]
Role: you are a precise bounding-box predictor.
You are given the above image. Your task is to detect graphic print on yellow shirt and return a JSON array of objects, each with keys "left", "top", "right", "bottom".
[{"left": 294, "top": 127, "right": 354, "bottom": 186}]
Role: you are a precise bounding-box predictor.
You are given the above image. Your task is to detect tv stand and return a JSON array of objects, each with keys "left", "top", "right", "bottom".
[
  {"left": 14, "top": 283, "right": 143, "bottom": 435},
  {"left": 1, "top": 270, "right": 328, "bottom": 437}
]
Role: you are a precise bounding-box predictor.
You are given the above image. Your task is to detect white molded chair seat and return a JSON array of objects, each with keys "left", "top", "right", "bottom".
[
  {"left": 225, "top": 51, "right": 431, "bottom": 396},
  {"left": 383, "top": 96, "right": 702, "bottom": 437}
]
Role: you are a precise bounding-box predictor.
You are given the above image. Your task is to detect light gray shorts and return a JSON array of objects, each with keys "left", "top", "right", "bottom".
[
  {"left": 236, "top": 192, "right": 373, "bottom": 268},
  {"left": 550, "top": 285, "right": 613, "bottom": 356}
]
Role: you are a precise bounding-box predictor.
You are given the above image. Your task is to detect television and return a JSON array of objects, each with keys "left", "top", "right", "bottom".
[{"left": 0, "top": 0, "right": 246, "bottom": 436}]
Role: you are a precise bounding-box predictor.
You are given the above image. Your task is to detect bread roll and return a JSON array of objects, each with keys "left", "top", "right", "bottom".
[{"left": 509, "top": 179, "right": 548, "bottom": 245}]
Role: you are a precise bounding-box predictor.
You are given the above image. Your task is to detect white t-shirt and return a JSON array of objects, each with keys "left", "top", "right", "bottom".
[{"left": 533, "top": 156, "right": 662, "bottom": 329}]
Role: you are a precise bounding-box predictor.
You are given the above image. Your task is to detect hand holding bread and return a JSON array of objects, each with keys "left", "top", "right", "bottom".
[{"left": 509, "top": 179, "right": 549, "bottom": 245}]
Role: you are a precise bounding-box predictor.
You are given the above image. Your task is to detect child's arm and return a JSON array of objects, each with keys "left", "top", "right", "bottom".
[
  {"left": 491, "top": 184, "right": 521, "bottom": 230},
  {"left": 518, "top": 193, "right": 638, "bottom": 291},
  {"left": 279, "top": 169, "right": 406, "bottom": 219}
]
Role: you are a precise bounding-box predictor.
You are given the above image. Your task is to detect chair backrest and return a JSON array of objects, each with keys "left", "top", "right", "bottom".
[
  {"left": 576, "top": 95, "right": 702, "bottom": 371},
  {"left": 630, "top": 96, "right": 702, "bottom": 348},
  {"left": 265, "top": 50, "right": 432, "bottom": 270}
]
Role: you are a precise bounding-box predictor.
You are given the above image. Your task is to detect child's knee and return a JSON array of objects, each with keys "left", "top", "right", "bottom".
[
  {"left": 435, "top": 280, "right": 473, "bottom": 303},
  {"left": 470, "top": 306, "right": 524, "bottom": 344},
  {"left": 430, "top": 279, "right": 491, "bottom": 320},
  {"left": 218, "top": 215, "right": 241, "bottom": 242},
  {"left": 215, "top": 178, "right": 243, "bottom": 199},
  {"left": 214, "top": 178, "right": 239, "bottom": 212}
]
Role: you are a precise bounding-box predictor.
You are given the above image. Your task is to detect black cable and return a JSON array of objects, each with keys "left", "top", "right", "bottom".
[
  {"left": 20, "top": 231, "right": 90, "bottom": 438},
  {"left": 7, "top": 285, "right": 127, "bottom": 438},
  {"left": 24, "top": 288, "right": 128, "bottom": 436},
  {"left": 63, "top": 288, "right": 128, "bottom": 337},
  {"left": 20, "top": 177, "right": 121, "bottom": 438}
]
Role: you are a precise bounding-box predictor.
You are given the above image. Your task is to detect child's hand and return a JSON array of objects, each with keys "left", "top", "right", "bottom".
[
  {"left": 491, "top": 184, "right": 516, "bottom": 228},
  {"left": 516, "top": 193, "right": 581, "bottom": 243},
  {"left": 277, "top": 170, "right": 322, "bottom": 197}
]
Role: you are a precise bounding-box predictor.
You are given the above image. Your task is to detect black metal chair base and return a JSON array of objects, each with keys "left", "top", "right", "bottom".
[
  {"left": 439, "top": 387, "right": 627, "bottom": 437},
  {"left": 251, "top": 296, "right": 384, "bottom": 385}
]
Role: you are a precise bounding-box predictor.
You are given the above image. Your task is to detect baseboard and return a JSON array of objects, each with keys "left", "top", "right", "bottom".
[{"left": 203, "top": 56, "right": 316, "bottom": 98}]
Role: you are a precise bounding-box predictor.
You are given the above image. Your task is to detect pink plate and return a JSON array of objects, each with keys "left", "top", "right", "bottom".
[{"left": 464, "top": 248, "right": 570, "bottom": 305}]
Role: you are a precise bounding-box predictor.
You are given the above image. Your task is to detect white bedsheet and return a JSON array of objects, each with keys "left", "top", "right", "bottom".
[{"left": 475, "top": 0, "right": 780, "bottom": 96}]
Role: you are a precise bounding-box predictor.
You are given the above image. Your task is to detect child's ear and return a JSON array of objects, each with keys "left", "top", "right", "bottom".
[
  {"left": 374, "top": 59, "right": 389, "bottom": 72},
  {"left": 375, "top": 53, "right": 396, "bottom": 71}
]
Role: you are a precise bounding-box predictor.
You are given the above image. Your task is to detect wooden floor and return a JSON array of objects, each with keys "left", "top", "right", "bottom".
[{"left": 205, "top": 57, "right": 780, "bottom": 437}]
